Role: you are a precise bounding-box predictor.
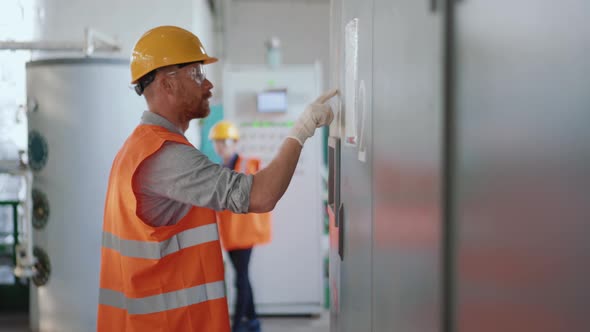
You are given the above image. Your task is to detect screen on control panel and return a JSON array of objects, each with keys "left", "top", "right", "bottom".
[{"left": 257, "top": 89, "right": 287, "bottom": 113}]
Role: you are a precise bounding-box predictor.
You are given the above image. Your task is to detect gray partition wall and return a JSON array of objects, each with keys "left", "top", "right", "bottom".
[
  {"left": 372, "top": 0, "right": 443, "bottom": 331},
  {"left": 329, "top": 0, "right": 590, "bottom": 331},
  {"left": 453, "top": 1, "right": 590, "bottom": 331}
]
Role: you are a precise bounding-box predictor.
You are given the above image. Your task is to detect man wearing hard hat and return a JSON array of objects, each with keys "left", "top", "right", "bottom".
[
  {"left": 97, "top": 25, "right": 337, "bottom": 332},
  {"left": 209, "top": 120, "right": 271, "bottom": 332}
]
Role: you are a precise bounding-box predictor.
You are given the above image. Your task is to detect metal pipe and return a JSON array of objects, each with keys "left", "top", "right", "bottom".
[
  {"left": 84, "top": 28, "right": 121, "bottom": 55},
  {"left": 0, "top": 40, "right": 120, "bottom": 52},
  {"left": 0, "top": 28, "right": 121, "bottom": 54}
]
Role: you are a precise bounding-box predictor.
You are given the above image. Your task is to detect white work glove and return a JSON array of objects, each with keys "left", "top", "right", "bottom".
[{"left": 287, "top": 89, "right": 339, "bottom": 146}]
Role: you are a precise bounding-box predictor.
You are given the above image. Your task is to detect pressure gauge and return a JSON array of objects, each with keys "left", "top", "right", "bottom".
[
  {"left": 28, "top": 130, "right": 49, "bottom": 172},
  {"left": 32, "top": 246, "right": 51, "bottom": 286},
  {"left": 32, "top": 189, "right": 50, "bottom": 230}
]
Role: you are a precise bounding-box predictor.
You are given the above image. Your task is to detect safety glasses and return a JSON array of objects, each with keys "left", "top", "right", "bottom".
[
  {"left": 167, "top": 63, "right": 206, "bottom": 85},
  {"left": 133, "top": 62, "right": 206, "bottom": 95}
]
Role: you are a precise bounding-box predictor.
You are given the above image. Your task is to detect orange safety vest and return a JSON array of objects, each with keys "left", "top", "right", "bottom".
[
  {"left": 216, "top": 156, "right": 272, "bottom": 251},
  {"left": 97, "top": 125, "right": 229, "bottom": 332}
]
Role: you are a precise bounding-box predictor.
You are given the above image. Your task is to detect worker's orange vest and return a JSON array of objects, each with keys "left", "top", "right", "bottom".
[
  {"left": 216, "top": 156, "right": 272, "bottom": 251},
  {"left": 97, "top": 125, "right": 229, "bottom": 332}
]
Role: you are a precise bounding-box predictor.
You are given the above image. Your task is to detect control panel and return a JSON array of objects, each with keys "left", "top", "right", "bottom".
[{"left": 222, "top": 63, "right": 324, "bottom": 314}]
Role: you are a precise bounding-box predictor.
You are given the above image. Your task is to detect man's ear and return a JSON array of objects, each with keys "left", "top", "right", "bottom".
[{"left": 160, "top": 75, "right": 176, "bottom": 96}]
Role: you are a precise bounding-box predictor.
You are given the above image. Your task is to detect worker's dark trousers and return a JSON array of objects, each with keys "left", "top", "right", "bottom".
[{"left": 229, "top": 248, "right": 257, "bottom": 328}]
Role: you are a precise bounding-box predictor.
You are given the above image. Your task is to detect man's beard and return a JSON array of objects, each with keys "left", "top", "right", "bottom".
[
  {"left": 199, "top": 105, "right": 211, "bottom": 118},
  {"left": 186, "top": 102, "right": 210, "bottom": 120}
]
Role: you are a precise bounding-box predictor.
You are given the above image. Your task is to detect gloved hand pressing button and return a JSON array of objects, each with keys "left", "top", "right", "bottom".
[{"left": 287, "top": 89, "right": 339, "bottom": 146}]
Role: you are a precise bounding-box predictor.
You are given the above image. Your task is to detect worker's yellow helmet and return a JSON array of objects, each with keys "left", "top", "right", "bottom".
[
  {"left": 130, "top": 25, "right": 218, "bottom": 84},
  {"left": 209, "top": 121, "right": 240, "bottom": 141}
]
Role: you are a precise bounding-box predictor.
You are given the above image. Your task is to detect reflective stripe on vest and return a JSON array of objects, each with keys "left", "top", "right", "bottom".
[
  {"left": 102, "top": 223, "right": 219, "bottom": 259},
  {"left": 99, "top": 280, "right": 225, "bottom": 315}
]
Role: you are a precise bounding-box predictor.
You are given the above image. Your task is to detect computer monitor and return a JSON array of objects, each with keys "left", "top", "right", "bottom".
[{"left": 257, "top": 89, "right": 288, "bottom": 113}]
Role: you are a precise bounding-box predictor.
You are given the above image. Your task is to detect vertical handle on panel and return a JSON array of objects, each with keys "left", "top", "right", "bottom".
[
  {"left": 338, "top": 203, "right": 344, "bottom": 260},
  {"left": 328, "top": 137, "right": 341, "bottom": 227},
  {"left": 328, "top": 136, "right": 344, "bottom": 261}
]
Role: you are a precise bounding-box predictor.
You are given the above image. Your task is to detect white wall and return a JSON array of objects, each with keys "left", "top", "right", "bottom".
[
  {"left": 193, "top": 0, "right": 222, "bottom": 94},
  {"left": 35, "top": 0, "right": 190, "bottom": 56},
  {"left": 33, "top": 0, "right": 218, "bottom": 78},
  {"left": 223, "top": 0, "right": 330, "bottom": 88}
]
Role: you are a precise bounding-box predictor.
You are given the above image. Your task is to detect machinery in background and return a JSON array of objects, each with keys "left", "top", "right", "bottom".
[
  {"left": 0, "top": 27, "right": 123, "bottom": 316},
  {"left": 222, "top": 63, "right": 326, "bottom": 315},
  {"left": 26, "top": 58, "right": 145, "bottom": 331}
]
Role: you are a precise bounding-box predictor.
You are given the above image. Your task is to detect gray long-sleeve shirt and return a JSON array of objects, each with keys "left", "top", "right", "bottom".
[{"left": 132, "top": 111, "right": 252, "bottom": 227}]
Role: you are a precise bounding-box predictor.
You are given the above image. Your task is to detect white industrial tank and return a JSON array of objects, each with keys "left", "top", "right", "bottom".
[{"left": 26, "top": 58, "right": 146, "bottom": 331}]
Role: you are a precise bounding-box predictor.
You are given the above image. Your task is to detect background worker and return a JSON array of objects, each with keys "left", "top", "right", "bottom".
[
  {"left": 97, "top": 25, "right": 338, "bottom": 332},
  {"left": 209, "top": 120, "right": 271, "bottom": 332}
]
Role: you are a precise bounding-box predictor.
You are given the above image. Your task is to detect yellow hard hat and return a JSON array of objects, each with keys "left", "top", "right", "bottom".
[
  {"left": 209, "top": 121, "right": 240, "bottom": 140},
  {"left": 130, "top": 25, "right": 218, "bottom": 84}
]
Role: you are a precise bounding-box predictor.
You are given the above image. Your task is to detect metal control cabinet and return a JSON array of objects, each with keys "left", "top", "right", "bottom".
[{"left": 453, "top": 1, "right": 590, "bottom": 331}]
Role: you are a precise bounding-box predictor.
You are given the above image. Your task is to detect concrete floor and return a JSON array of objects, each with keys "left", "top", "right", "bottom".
[
  {"left": 261, "top": 315, "right": 329, "bottom": 332},
  {"left": 0, "top": 313, "right": 330, "bottom": 332}
]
